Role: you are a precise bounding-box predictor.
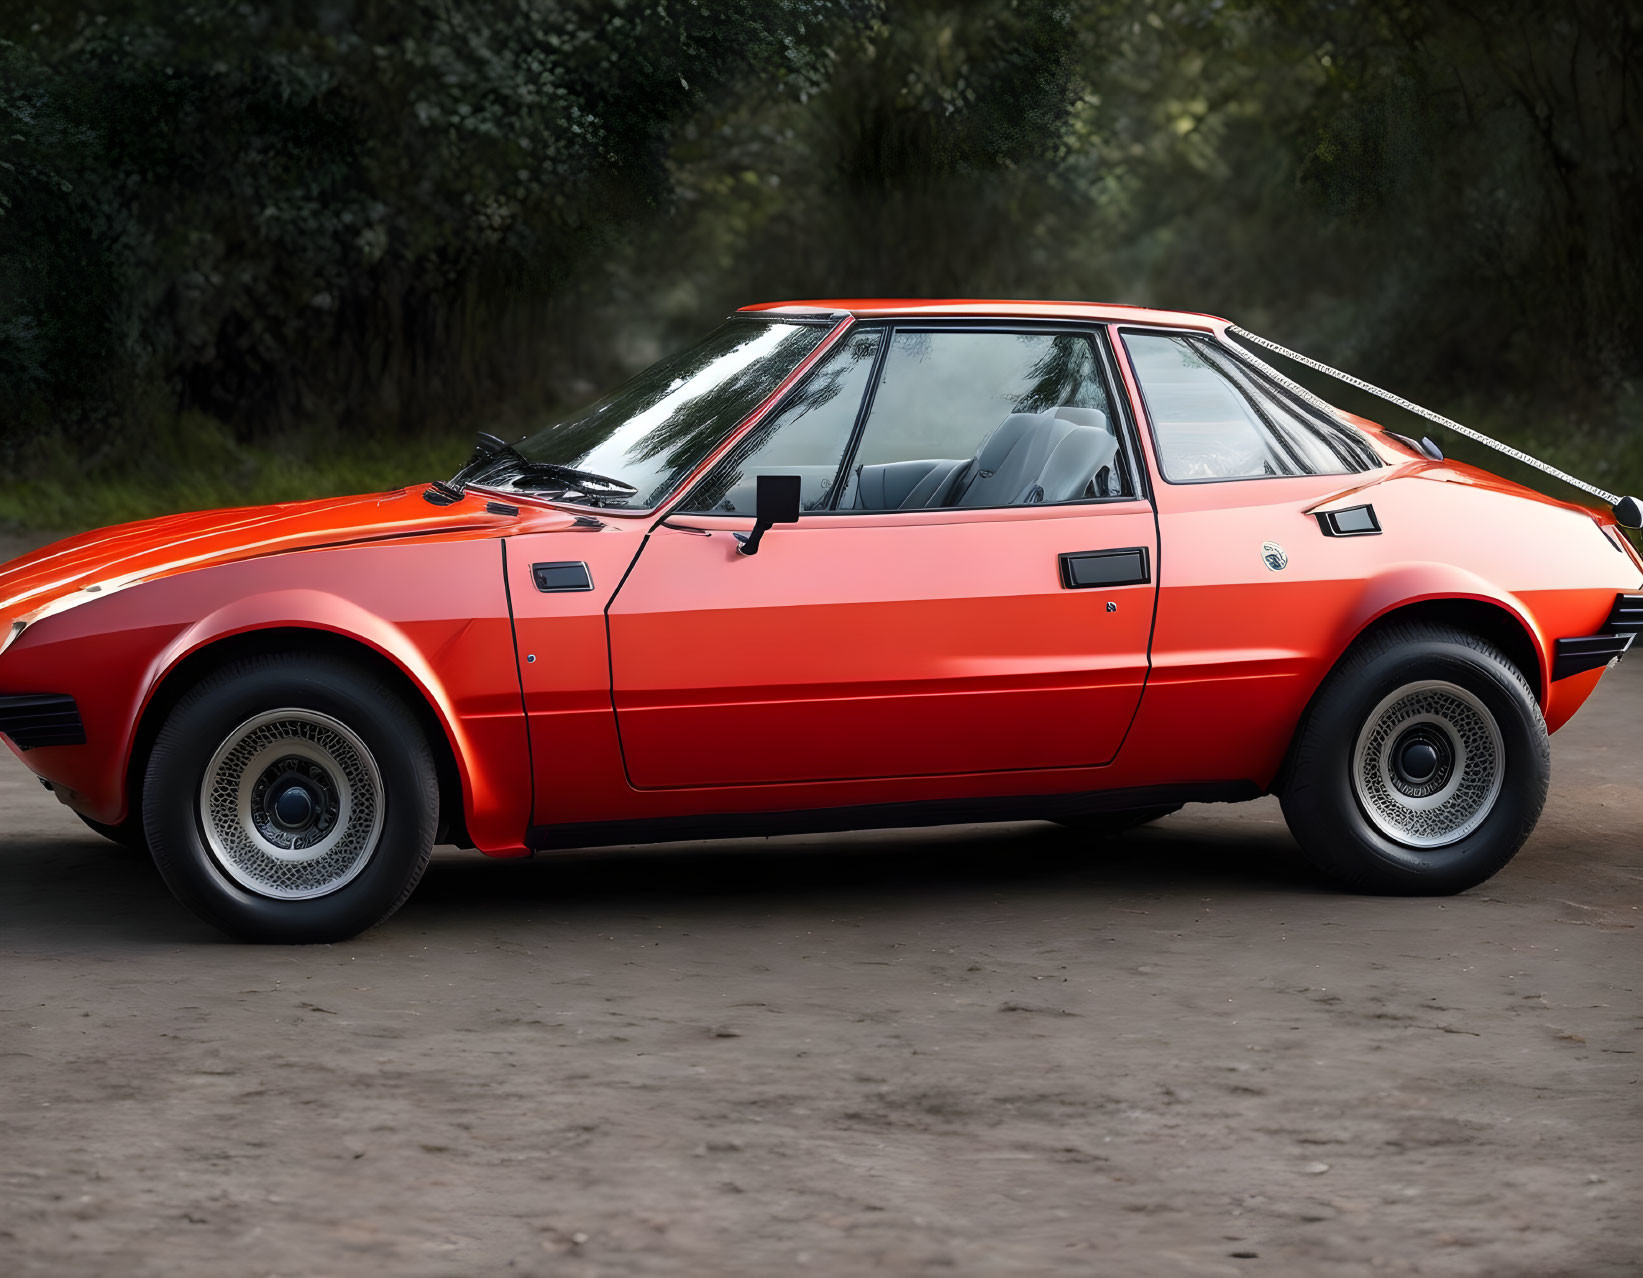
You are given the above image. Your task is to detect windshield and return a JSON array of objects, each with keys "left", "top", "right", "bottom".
[{"left": 463, "top": 318, "right": 834, "bottom": 509}]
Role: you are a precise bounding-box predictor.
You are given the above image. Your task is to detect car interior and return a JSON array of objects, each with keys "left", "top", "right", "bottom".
[{"left": 701, "top": 405, "right": 1127, "bottom": 514}]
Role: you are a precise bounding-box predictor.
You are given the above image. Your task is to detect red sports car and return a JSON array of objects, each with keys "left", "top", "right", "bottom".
[{"left": 2, "top": 300, "right": 1638, "bottom": 942}]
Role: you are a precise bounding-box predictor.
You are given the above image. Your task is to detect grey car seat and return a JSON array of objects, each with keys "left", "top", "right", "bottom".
[
  {"left": 849, "top": 457, "right": 971, "bottom": 510},
  {"left": 951, "top": 408, "right": 1119, "bottom": 507},
  {"left": 847, "top": 406, "right": 1121, "bottom": 511},
  {"left": 1046, "top": 406, "right": 1127, "bottom": 496}
]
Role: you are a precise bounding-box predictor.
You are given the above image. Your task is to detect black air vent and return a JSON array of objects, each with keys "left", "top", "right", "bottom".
[
  {"left": 1316, "top": 504, "right": 1382, "bottom": 537},
  {"left": 1608, "top": 594, "right": 1643, "bottom": 636},
  {"left": 0, "top": 694, "right": 86, "bottom": 750}
]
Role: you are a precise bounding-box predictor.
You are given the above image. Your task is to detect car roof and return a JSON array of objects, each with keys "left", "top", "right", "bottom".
[{"left": 737, "top": 298, "right": 1230, "bottom": 331}]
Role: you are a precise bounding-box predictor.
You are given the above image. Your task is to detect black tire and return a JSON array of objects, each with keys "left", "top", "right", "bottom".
[
  {"left": 1056, "top": 804, "right": 1182, "bottom": 836},
  {"left": 77, "top": 812, "right": 150, "bottom": 855},
  {"left": 1281, "top": 622, "right": 1549, "bottom": 895},
  {"left": 143, "top": 652, "right": 440, "bottom": 943}
]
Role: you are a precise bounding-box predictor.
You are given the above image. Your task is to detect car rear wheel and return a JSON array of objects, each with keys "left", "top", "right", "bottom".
[
  {"left": 143, "top": 653, "right": 439, "bottom": 942},
  {"left": 1281, "top": 623, "right": 1549, "bottom": 895}
]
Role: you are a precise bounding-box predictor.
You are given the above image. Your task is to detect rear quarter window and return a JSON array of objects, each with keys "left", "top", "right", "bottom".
[{"left": 1123, "top": 331, "right": 1378, "bottom": 482}]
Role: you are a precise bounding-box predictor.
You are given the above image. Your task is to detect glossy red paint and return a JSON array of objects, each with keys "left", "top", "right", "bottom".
[
  {"left": 0, "top": 492, "right": 540, "bottom": 852},
  {"left": 608, "top": 501, "right": 1158, "bottom": 788},
  {"left": 738, "top": 298, "right": 1229, "bottom": 331},
  {"left": 1, "top": 301, "right": 1636, "bottom": 855}
]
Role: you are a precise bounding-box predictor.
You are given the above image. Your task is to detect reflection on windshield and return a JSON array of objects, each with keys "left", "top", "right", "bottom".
[{"left": 498, "top": 319, "right": 832, "bottom": 508}]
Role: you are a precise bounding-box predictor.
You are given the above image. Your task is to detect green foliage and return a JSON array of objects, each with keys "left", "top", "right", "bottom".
[
  {"left": 0, "top": 0, "right": 1639, "bottom": 529},
  {"left": 0, "top": 410, "right": 469, "bottom": 532},
  {"left": 1, "top": 0, "right": 862, "bottom": 445}
]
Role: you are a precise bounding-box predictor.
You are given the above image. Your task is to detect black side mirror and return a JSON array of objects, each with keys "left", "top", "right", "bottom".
[{"left": 737, "top": 474, "right": 803, "bottom": 556}]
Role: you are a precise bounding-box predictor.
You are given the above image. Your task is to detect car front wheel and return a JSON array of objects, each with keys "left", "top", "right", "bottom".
[
  {"left": 1281, "top": 622, "right": 1549, "bottom": 895},
  {"left": 143, "top": 652, "right": 439, "bottom": 942}
]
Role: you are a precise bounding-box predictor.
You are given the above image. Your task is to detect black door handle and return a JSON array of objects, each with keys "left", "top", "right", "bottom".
[
  {"left": 532, "top": 561, "right": 593, "bottom": 592},
  {"left": 1059, "top": 547, "right": 1150, "bottom": 589}
]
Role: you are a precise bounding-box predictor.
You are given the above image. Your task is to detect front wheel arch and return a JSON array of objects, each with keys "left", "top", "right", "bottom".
[{"left": 126, "top": 628, "right": 469, "bottom": 849}]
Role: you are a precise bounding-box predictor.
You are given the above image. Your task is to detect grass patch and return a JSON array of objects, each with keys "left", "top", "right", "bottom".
[{"left": 0, "top": 414, "right": 471, "bottom": 534}]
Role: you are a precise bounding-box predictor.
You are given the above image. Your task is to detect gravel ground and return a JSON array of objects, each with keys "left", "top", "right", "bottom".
[{"left": 1, "top": 531, "right": 1639, "bottom": 1276}]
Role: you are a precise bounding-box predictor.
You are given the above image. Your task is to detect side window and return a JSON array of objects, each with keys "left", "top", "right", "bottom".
[
  {"left": 1123, "top": 332, "right": 1377, "bottom": 482},
  {"left": 838, "top": 330, "right": 1131, "bottom": 511},
  {"left": 681, "top": 329, "right": 882, "bottom": 514}
]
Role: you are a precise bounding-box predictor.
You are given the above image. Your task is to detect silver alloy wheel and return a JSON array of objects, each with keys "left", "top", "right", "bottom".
[
  {"left": 199, "top": 709, "right": 385, "bottom": 900},
  {"left": 1351, "top": 680, "right": 1505, "bottom": 849}
]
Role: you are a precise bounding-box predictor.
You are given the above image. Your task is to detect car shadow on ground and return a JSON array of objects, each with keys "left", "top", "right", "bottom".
[
  {"left": 0, "top": 816, "right": 1328, "bottom": 944},
  {"left": 409, "top": 818, "right": 1327, "bottom": 921},
  {"left": 425, "top": 822, "right": 1332, "bottom": 946}
]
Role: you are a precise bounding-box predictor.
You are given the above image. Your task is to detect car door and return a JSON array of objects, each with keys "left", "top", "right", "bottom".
[{"left": 606, "top": 323, "right": 1160, "bottom": 789}]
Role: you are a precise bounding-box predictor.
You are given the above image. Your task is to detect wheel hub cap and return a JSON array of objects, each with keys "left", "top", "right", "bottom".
[
  {"left": 200, "top": 710, "right": 385, "bottom": 900},
  {"left": 1390, "top": 728, "right": 1452, "bottom": 793},
  {"left": 271, "top": 781, "right": 316, "bottom": 830},
  {"left": 1351, "top": 681, "right": 1505, "bottom": 849},
  {"left": 257, "top": 757, "right": 338, "bottom": 841},
  {"left": 1398, "top": 740, "right": 1439, "bottom": 782}
]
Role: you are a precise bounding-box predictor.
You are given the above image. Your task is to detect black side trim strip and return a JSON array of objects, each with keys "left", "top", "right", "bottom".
[
  {"left": 526, "top": 782, "right": 1259, "bottom": 851},
  {"left": 1059, "top": 547, "right": 1151, "bottom": 589},
  {"left": 1553, "top": 633, "right": 1635, "bottom": 681},
  {"left": 0, "top": 693, "right": 86, "bottom": 750}
]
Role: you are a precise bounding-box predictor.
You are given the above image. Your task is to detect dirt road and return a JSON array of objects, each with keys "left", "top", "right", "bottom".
[{"left": 1, "top": 534, "right": 1639, "bottom": 1274}]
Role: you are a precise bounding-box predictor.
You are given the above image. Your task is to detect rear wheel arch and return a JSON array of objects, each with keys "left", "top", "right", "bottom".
[
  {"left": 1347, "top": 598, "right": 1544, "bottom": 701},
  {"left": 1275, "top": 596, "right": 1543, "bottom": 797},
  {"left": 126, "top": 627, "right": 470, "bottom": 848},
  {"left": 1278, "top": 619, "right": 1548, "bottom": 893}
]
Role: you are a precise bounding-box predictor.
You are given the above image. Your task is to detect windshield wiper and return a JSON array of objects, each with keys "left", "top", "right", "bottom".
[
  {"left": 441, "top": 434, "right": 640, "bottom": 505},
  {"left": 506, "top": 461, "right": 639, "bottom": 499},
  {"left": 448, "top": 434, "right": 522, "bottom": 490}
]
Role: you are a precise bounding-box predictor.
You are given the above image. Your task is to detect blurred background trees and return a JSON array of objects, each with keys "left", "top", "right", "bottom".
[{"left": 2, "top": 0, "right": 1639, "bottom": 528}]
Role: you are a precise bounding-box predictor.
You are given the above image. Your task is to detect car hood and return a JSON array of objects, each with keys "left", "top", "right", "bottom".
[{"left": 0, "top": 487, "right": 525, "bottom": 635}]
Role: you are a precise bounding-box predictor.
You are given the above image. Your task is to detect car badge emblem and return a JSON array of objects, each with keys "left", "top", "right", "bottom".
[{"left": 1262, "top": 541, "right": 1288, "bottom": 572}]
